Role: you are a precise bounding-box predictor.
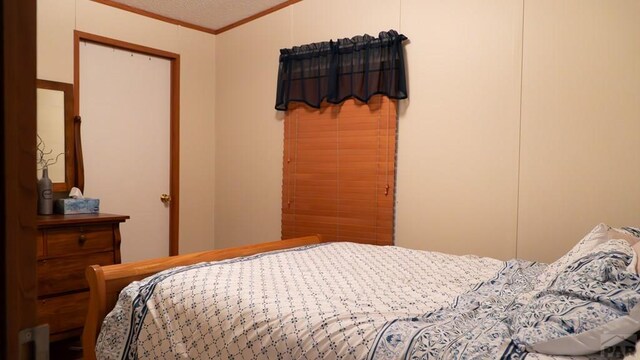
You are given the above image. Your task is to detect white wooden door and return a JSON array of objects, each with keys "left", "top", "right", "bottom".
[{"left": 80, "top": 41, "right": 171, "bottom": 262}]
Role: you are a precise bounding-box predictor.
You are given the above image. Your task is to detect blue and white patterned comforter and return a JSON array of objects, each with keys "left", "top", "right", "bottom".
[
  {"left": 96, "top": 240, "right": 640, "bottom": 359},
  {"left": 369, "top": 237, "right": 640, "bottom": 360},
  {"left": 97, "top": 242, "right": 503, "bottom": 359}
]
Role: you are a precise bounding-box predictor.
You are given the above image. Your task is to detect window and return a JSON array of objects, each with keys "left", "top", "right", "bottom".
[{"left": 282, "top": 95, "right": 397, "bottom": 245}]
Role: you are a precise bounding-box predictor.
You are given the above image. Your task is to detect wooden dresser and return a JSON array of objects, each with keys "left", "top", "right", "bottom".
[{"left": 36, "top": 213, "right": 129, "bottom": 342}]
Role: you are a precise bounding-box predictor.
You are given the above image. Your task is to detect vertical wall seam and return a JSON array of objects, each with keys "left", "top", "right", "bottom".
[
  {"left": 399, "top": 0, "right": 402, "bottom": 32},
  {"left": 515, "top": 0, "right": 526, "bottom": 259},
  {"left": 289, "top": 5, "right": 294, "bottom": 44}
]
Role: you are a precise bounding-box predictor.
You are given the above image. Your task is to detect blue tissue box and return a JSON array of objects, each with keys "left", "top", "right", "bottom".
[{"left": 55, "top": 198, "right": 100, "bottom": 214}]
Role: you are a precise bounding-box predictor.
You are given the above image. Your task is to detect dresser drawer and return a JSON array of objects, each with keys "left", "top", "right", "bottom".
[
  {"left": 36, "top": 232, "right": 44, "bottom": 259},
  {"left": 44, "top": 224, "right": 114, "bottom": 257},
  {"left": 37, "top": 251, "right": 114, "bottom": 296},
  {"left": 37, "top": 291, "right": 89, "bottom": 335}
]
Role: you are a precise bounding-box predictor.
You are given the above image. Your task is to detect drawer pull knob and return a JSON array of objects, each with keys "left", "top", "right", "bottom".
[{"left": 78, "top": 234, "right": 87, "bottom": 245}]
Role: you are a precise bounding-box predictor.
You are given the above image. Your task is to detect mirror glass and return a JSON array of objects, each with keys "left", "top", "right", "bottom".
[
  {"left": 36, "top": 79, "right": 76, "bottom": 192},
  {"left": 37, "top": 87, "right": 66, "bottom": 182}
]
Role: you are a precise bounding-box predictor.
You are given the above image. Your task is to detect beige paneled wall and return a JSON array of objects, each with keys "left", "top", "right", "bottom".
[
  {"left": 214, "top": 8, "right": 292, "bottom": 247},
  {"left": 215, "top": 0, "right": 640, "bottom": 260},
  {"left": 37, "top": 0, "right": 216, "bottom": 254},
  {"left": 517, "top": 0, "right": 640, "bottom": 262},
  {"left": 214, "top": 0, "right": 523, "bottom": 257},
  {"left": 41, "top": 0, "right": 640, "bottom": 260},
  {"left": 37, "top": 0, "right": 75, "bottom": 82},
  {"left": 396, "top": 0, "right": 523, "bottom": 260},
  {"left": 176, "top": 27, "right": 216, "bottom": 254},
  {"left": 290, "top": 0, "right": 400, "bottom": 45}
]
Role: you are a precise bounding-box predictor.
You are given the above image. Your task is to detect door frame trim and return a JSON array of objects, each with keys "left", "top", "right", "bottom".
[
  {"left": 3, "top": 0, "right": 38, "bottom": 357},
  {"left": 74, "top": 30, "right": 180, "bottom": 256}
]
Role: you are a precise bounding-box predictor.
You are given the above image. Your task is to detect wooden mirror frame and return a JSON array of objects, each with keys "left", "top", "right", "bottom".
[
  {"left": 74, "top": 114, "right": 84, "bottom": 193},
  {"left": 36, "top": 79, "right": 84, "bottom": 193}
]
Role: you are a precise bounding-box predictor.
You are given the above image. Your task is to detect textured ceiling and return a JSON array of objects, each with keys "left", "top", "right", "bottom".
[{"left": 108, "top": 0, "right": 291, "bottom": 32}]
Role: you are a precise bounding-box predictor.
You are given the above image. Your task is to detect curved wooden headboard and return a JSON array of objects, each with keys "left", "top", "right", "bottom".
[{"left": 82, "top": 235, "right": 323, "bottom": 360}]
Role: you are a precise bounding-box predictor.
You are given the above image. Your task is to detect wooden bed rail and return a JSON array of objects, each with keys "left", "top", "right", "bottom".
[{"left": 82, "top": 235, "right": 323, "bottom": 360}]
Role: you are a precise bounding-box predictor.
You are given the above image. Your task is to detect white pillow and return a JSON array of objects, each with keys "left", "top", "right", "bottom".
[
  {"left": 536, "top": 223, "right": 610, "bottom": 286},
  {"left": 515, "top": 239, "right": 640, "bottom": 356},
  {"left": 606, "top": 228, "right": 640, "bottom": 274},
  {"left": 527, "top": 304, "right": 640, "bottom": 355},
  {"left": 609, "top": 228, "right": 640, "bottom": 246}
]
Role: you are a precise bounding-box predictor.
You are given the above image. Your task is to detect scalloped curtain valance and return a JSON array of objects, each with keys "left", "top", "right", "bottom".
[{"left": 275, "top": 30, "right": 408, "bottom": 111}]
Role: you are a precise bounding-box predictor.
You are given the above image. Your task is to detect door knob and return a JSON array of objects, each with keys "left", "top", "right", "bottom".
[{"left": 160, "top": 193, "right": 171, "bottom": 204}]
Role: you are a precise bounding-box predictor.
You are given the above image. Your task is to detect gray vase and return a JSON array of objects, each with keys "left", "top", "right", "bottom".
[{"left": 38, "top": 167, "right": 53, "bottom": 215}]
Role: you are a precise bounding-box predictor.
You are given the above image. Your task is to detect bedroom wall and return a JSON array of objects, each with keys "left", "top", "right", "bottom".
[
  {"left": 395, "top": 1, "right": 522, "bottom": 260},
  {"left": 37, "top": 0, "right": 216, "bottom": 254},
  {"left": 214, "top": 0, "right": 640, "bottom": 262},
  {"left": 517, "top": 0, "right": 640, "bottom": 262},
  {"left": 214, "top": 9, "right": 291, "bottom": 248},
  {"left": 214, "top": 0, "right": 522, "bottom": 260}
]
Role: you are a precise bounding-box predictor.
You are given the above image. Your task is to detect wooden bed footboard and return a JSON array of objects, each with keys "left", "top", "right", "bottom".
[{"left": 82, "top": 235, "right": 323, "bottom": 360}]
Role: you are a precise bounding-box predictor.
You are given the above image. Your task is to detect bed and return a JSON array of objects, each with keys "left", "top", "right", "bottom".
[{"left": 83, "top": 225, "right": 640, "bottom": 359}]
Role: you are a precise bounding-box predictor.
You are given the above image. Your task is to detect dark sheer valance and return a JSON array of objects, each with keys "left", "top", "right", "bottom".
[{"left": 275, "top": 30, "right": 408, "bottom": 111}]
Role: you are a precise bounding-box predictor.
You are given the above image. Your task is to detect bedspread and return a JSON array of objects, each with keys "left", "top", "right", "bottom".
[
  {"left": 96, "top": 240, "right": 640, "bottom": 359},
  {"left": 96, "top": 242, "right": 503, "bottom": 359},
  {"left": 368, "top": 259, "right": 546, "bottom": 359},
  {"left": 369, "top": 239, "right": 640, "bottom": 360}
]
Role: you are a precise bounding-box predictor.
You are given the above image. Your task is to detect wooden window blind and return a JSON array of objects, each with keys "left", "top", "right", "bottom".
[{"left": 282, "top": 95, "right": 397, "bottom": 245}]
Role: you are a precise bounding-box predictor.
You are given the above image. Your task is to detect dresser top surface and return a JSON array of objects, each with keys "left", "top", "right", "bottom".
[{"left": 37, "top": 213, "right": 130, "bottom": 227}]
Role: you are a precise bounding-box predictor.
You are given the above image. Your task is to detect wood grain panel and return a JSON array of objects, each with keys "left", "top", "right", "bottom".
[
  {"left": 36, "top": 232, "right": 44, "bottom": 259},
  {"left": 3, "top": 0, "right": 37, "bottom": 356},
  {"left": 45, "top": 224, "right": 113, "bottom": 257},
  {"left": 37, "top": 291, "right": 89, "bottom": 335},
  {"left": 35, "top": 214, "right": 127, "bottom": 345},
  {"left": 37, "top": 213, "right": 129, "bottom": 227},
  {"left": 37, "top": 251, "right": 114, "bottom": 296}
]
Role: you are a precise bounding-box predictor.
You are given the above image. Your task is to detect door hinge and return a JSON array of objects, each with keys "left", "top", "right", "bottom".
[{"left": 18, "top": 324, "right": 49, "bottom": 360}]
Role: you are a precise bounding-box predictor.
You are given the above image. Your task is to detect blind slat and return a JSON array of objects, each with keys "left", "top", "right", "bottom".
[
  {"left": 284, "top": 206, "right": 394, "bottom": 218},
  {"left": 282, "top": 96, "right": 397, "bottom": 245},
  {"left": 283, "top": 197, "right": 395, "bottom": 209}
]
